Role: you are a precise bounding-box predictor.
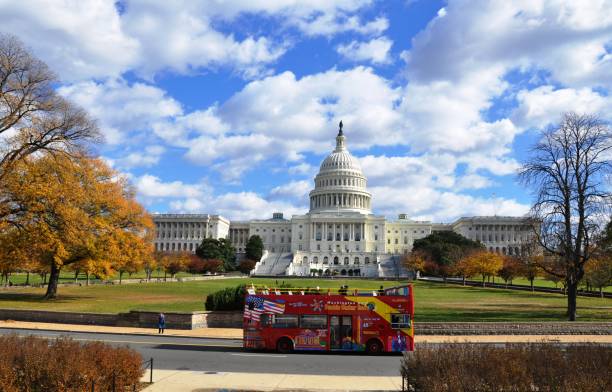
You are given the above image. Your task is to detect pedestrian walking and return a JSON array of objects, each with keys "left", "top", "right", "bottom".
[{"left": 158, "top": 312, "right": 166, "bottom": 334}]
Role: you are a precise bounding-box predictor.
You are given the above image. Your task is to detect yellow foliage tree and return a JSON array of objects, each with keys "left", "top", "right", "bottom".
[
  {"left": 461, "top": 251, "right": 504, "bottom": 287},
  {"left": 401, "top": 250, "right": 426, "bottom": 277},
  {"left": 0, "top": 154, "right": 152, "bottom": 298}
]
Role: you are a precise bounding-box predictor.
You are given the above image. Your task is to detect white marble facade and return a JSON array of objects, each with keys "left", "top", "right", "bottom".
[{"left": 153, "top": 125, "right": 533, "bottom": 277}]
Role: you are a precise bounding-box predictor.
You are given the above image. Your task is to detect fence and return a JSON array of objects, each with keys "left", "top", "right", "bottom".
[{"left": 88, "top": 357, "right": 153, "bottom": 392}]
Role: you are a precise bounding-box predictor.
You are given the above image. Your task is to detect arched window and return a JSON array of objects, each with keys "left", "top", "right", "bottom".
[
  {"left": 333, "top": 256, "right": 339, "bottom": 265},
  {"left": 348, "top": 269, "right": 353, "bottom": 276},
  {"left": 341, "top": 269, "right": 347, "bottom": 276},
  {"left": 323, "top": 256, "right": 329, "bottom": 264},
  {"left": 303, "top": 256, "right": 308, "bottom": 263},
  {"left": 313, "top": 256, "right": 319, "bottom": 263},
  {"left": 365, "top": 257, "right": 370, "bottom": 264},
  {"left": 344, "top": 257, "right": 349, "bottom": 265},
  {"left": 354, "top": 257, "right": 359, "bottom": 264}
]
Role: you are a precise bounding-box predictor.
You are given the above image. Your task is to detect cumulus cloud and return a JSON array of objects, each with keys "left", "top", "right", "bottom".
[
  {"left": 58, "top": 79, "right": 182, "bottom": 144},
  {"left": 512, "top": 85, "right": 612, "bottom": 129},
  {"left": 0, "top": 0, "right": 138, "bottom": 81},
  {"left": 0, "top": 0, "right": 387, "bottom": 80},
  {"left": 336, "top": 37, "right": 393, "bottom": 64}
]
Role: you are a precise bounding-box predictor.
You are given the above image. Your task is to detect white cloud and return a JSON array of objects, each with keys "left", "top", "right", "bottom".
[
  {"left": 512, "top": 85, "right": 612, "bottom": 129},
  {"left": 58, "top": 79, "right": 182, "bottom": 144},
  {"left": 404, "top": 0, "right": 612, "bottom": 90},
  {"left": 371, "top": 185, "right": 529, "bottom": 222},
  {"left": 0, "top": 0, "right": 138, "bottom": 81},
  {"left": 269, "top": 180, "right": 312, "bottom": 201},
  {"left": 0, "top": 0, "right": 387, "bottom": 81},
  {"left": 134, "top": 174, "right": 205, "bottom": 199},
  {"left": 114, "top": 145, "right": 166, "bottom": 169},
  {"left": 337, "top": 37, "right": 393, "bottom": 64}
]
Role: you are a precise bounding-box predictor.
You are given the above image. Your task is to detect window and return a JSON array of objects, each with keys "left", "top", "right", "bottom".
[
  {"left": 387, "top": 239, "right": 391, "bottom": 244},
  {"left": 271, "top": 314, "right": 298, "bottom": 328},
  {"left": 390, "top": 314, "right": 411, "bottom": 329},
  {"left": 300, "top": 315, "right": 327, "bottom": 329}
]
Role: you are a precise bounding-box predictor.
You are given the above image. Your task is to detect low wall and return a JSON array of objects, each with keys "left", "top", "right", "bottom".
[
  {"left": 416, "top": 322, "right": 612, "bottom": 335},
  {"left": 1, "top": 309, "right": 610, "bottom": 334},
  {"left": 0, "top": 309, "right": 242, "bottom": 330}
]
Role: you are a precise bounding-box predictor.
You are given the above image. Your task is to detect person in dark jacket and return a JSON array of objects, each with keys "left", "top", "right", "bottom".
[{"left": 158, "top": 313, "right": 166, "bottom": 334}]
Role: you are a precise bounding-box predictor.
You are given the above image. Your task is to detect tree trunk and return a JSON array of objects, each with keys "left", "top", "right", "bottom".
[
  {"left": 482, "top": 275, "right": 486, "bottom": 287},
  {"left": 86, "top": 272, "right": 90, "bottom": 286},
  {"left": 462, "top": 276, "right": 466, "bottom": 286},
  {"left": 74, "top": 270, "right": 78, "bottom": 283},
  {"left": 44, "top": 264, "right": 61, "bottom": 299},
  {"left": 600, "top": 287, "right": 604, "bottom": 298},
  {"left": 567, "top": 281, "right": 578, "bottom": 321},
  {"left": 25, "top": 272, "right": 30, "bottom": 286},
  {"left": 530, "top": 278, "right": 534, "bottom": 292},
  {"left": 119, "top": 271, "right": 123, "bottom": 284}
]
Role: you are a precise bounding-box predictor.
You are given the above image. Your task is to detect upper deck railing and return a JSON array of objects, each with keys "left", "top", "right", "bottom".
[{"left": 246, "top": 284, "right": 411, "bottom": 297}]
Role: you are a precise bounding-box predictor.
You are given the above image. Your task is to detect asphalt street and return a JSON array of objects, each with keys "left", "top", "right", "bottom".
[{"left": 0, "top": 328, "right": 404, "bottom": 376}]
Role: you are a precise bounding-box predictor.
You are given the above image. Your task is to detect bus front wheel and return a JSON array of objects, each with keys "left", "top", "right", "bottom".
[
  {"left": 366, "top": 339, "right": 382, "bottom": 354},
  {"left": 276, "top": 338, "right": 294, "bottom": 354}
]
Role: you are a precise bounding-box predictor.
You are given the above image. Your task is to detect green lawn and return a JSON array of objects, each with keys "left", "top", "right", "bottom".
[
  {"left": 0, "top": 278, "right": 610, "bottom": 322},
  {"left": 6, "top": 270, "right": 200, "bottom": 286}
]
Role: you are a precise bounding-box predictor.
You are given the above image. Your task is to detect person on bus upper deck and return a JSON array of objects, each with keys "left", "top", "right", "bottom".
[{"left": 378, "top": 285, "right": 385, "bottom": 296}]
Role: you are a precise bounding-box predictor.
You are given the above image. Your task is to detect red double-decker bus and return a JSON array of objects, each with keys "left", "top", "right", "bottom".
[{"left": 243, "top": 284, "right": 414, "bottom": 354}]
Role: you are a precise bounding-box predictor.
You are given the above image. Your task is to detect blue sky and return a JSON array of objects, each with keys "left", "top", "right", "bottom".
[{"left": 2, "top": 0, "right": 610, "bottom": 221}]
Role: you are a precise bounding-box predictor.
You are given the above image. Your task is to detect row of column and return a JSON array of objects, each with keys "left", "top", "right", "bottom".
[
  {"left": 310, "top": 222, "right": 366, "bottom": 242},
  {"left": 310, "top": 193, "right": 371, "bottom": 209},
  {"left": 157, "top": 227, "right": 209, "bottom": 239}
]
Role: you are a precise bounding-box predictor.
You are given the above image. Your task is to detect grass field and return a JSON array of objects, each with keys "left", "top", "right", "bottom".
[
  {"left": 9, "top": 272, "right": 610, "bottom": 294},
  {"left": 0, "top": 278, "right": 610, "bottom": 322},
  {"left": 6, "top": 270, "right": 201, "bottom": 286}
]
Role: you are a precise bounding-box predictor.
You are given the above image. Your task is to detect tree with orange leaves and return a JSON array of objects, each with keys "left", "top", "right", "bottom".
[
  {"left": 459, "top": 251, "right": 504, "bottom": 287},
  {"left": 0, "top": 154, "right": 152, "bottom": 298}
]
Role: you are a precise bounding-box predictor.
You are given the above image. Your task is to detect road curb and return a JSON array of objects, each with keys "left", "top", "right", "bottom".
[{"left": 0, "top": 326, "right": 241, "bottom": 341}]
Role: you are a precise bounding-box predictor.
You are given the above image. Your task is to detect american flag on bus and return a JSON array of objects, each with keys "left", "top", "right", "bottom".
[
  {"left": 263, "top": 300, "right": 285, "bottom": 314},
  {"left": 244, "top": 296, "right": 264, "bottom": 322},
  {"left": 246, "top": 296, "right": 264, "bottom": 309},
  {"left": 244, "top": 304, "right": 262, "bottom": 322}
]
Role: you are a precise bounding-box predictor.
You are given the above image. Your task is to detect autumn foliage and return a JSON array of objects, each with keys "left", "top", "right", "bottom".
[
  {"left": 0, "top": 155, "right": 153, "bottom": 298},
  {"left": 401, "top": 343, "right": 612, "bottom": 392},
  {"left": 0, "top": 334, "right": 143, "bottom": 391}
]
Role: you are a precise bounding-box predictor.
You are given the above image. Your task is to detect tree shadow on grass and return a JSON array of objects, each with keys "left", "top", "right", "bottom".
[
  {"left": 416, "top": 310, "right": 569, "bottom": 322},
  {"left": 0, "top": 292, "right": 86, "bottom": 304}
]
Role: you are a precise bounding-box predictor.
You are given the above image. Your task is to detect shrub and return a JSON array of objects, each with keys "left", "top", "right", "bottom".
[
  {"left": 205, "top": 284, "right": 246, "bottom": 311},
  {"left": 186, "top": 257, "right": 206, "bottom": 274},
  {"left": 238, "top": 259, "right": 256, "bottom": 274},
  {"left": 401, "top": 343, "right": 611, "bottom": 392},
  {"left": 202, "top": 259, "right": 224, "bottom": 273},
  {"left": 0, "top": 334, "right": 143, "bottom": 391}
]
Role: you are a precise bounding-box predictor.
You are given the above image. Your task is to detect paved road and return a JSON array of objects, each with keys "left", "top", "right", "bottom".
[{"left": 0, "top": 328, "right": 404, "bottom": 376}]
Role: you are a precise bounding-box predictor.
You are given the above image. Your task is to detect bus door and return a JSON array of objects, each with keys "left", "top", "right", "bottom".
[{"left": 329, "top": 315, "right": 353, "bottom": 350}]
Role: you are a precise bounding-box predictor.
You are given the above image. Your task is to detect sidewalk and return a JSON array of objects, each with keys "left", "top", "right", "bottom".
[
  {"left": 141, "top": 370, "right": 403, "bottom": 391},
  {"left": 2, "top": 320, "right": 611, "bottom": 343}
]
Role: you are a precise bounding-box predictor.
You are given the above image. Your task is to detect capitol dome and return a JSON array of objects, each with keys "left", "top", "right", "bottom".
[{"left": 309, "top": 122, "right": 372, "bottom": 213}]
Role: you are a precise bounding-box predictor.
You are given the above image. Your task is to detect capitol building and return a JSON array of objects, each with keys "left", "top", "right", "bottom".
[{"left": 152, "top": 124, "right": 533, "bottom": 278}]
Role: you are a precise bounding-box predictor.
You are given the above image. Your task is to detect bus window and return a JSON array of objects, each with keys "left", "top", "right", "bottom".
[
  {"left": 300, "top": 315, "right": 327, "bottom": 329},
  {"left": 390, "top": 314, "right": 411, "bottom": 329},
  {"left": 261, "top": 314, "right": 273, "bottom": 326},
  {"left": 273, "top": 314, "right": 298, "bottom": 328}
]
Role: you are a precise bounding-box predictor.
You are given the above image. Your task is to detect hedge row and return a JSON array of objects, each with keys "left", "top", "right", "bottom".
[
  {"left": 204, "top": 283, "right": 297, "bottom": 310},
  {"left": 0, "top": 334, "right": 143, "bottom": 392},
  {"left": 401, "top": 343, "right": 611, "bottom": 392},
  {"left": 205, "top": 284, "right": 247, "bottom": 311}
]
